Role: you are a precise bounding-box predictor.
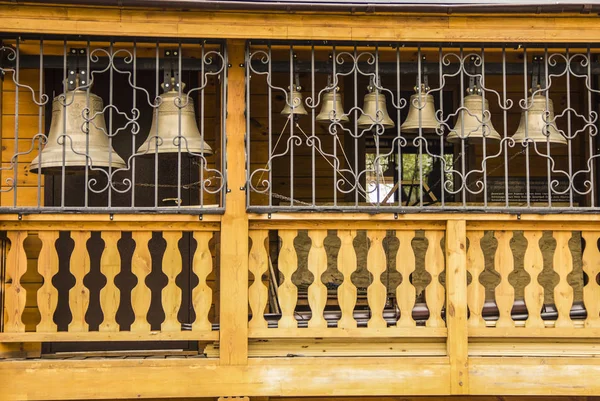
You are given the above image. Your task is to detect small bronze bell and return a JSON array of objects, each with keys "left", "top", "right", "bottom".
[
  {"left": 357, "top": 89, "right": 394, "bottom": 129},
  {"left": 448, "top": 94, "right": 501, "bottom": 143},
  {"left": 29, "top": 89, "right": 126, "bottom": 174},
  {"left": 316, "top": 89, "right": 349, "bottom": 124},
  {"left": 137, "top": 79, "right": 213, "bottom": 155},
  {"left": 280, "top": 87, "right": 308, "bottom": 116},
  {"left": 400, "top": 91, "right": 439, "bottom": 134},
  {"left": 512, "top": 94, "right": 566, "bottom": 146}
]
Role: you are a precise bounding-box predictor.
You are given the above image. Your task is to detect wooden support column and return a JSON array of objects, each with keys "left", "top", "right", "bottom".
[
  {"left": 445, "top": 219, "right": 469, "bottom": 394},
  {"left": 219, "top": 39, "right": 249, "bottom": 365}
]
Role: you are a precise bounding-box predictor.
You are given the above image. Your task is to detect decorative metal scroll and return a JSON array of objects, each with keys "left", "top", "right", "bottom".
[
  {"left": 245, "top": 41, "right": 600, "bottom": 213},
  {"left": 0, "top": 36, "right": 226, "bottom": 213}
]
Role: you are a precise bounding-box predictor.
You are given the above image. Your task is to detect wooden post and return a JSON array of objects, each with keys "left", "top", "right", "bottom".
[
  {"left": 219, "top": 39, "right": 249, "bottom": 365},
  {"left": 445, "top": 219, "right": 469, "bottom": 394}
]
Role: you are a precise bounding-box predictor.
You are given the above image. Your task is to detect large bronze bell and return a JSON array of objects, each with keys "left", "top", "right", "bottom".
[
  {"left": 400, "top": 92, "right": 439, "bottom": 134},
  {"left": 448, "top": 95, "right": 501, "bottom": 143},
  {"left": 316, "top": 89, "right": 349, "bottom": 124},
  {"left": 357, "top": 90, "right": 394, "bottom": 129},
  {"left": 29, "top": 89, "right": 126, "bottom": 174},
  {"left": 138, "top": 81, "right": 213, "bottom": 155},
  {"left": 512, "top": 94, "right": 567, "bottom": 146},
  {"left": 280, "top": 88, "right": 308, "bottom": 116}
]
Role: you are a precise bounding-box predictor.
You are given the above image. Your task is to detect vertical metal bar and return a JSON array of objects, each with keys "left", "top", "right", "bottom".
[
  {"left": 13, "top": 38, "right": 19, "bottom": 208},
  {"left": 84, "top": 41, "right": 90, "bottom": 209},
  {"left": 311, "top": 44, "right": 316, "bottom": 207},
  {"left": 177, "top": 41, "right": 182, "bottom": 210},
  {"left": 353, "top": 45, "right": 358, "bottom": 207},
  {"left": 131, "top": 40, "right": 137, "bottom": 208},
  {"left": 566, "top": 46, "right": 573, "bottom": 208},
  {"left": 417, "top": 46, "right": 424, "bottom": 208},
  {"left": 332, "top": 45, "right": 338, "bottom": 207},
  {"left": 200, "top": 41, "right": 205, "bottom": 208},
  {"left": 459, "top": 46, "right": 466, "bottom": 208},
  {"left": 222, "top": 41, "right": 228, "bottom": 210},
  {"left": 154, "top": 41, "right": 159, "bottom": 209},
  {"left": 502, "top": 46, "right": 509, "bottom": 208},
  {"left": 289, "top": 45, "right": 294, "bottom": 207},
  {"left": 523, "top": 46, "right": 531, "bottom": 207},
  {"left": 544, "top": 47, "right": 552, "bottom": 208},
  {"left": 36, "top": 39, "right": 44, "bottom": 209},
  {"left": 374, "top": 45, "right": 380, "bottom": 207},
  {"left": 481, "top": 47, "right": 488, "bottom": 209},
  {"left": 588, "top": 46, "right": 595, "bottom": 207},
  {"left": 438, "top": 45, "right": 444, "bottom": 208},
  {"left": 397, "top": 45, "right": 402, "bottom": 207},
  {"left": 267, "top": 44, "right": 272, "bottom": 208},
  {"left": 108, "top": 41, "right": 114, "bottom": 208},
  {"left": 245, "top": 42, "right": 251, "bottom": 210},
  {"left": 60, "top": 39, "right": 67, "bottom": 209}
]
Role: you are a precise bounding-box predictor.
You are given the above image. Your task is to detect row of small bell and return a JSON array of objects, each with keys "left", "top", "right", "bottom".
[
  {"left": 283, "top": 86, "right": 566, "bottom": 145},
  {"left": 30, "top": 78, "right": 212, "bottom": 175}
]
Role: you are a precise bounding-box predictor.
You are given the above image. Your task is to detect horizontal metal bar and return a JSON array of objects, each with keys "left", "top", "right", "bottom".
[
  {"left": 247, "top": 206, "right": 600, "bottom": 214},
  {"left": 0, "top": 207, "right": 225, "bottom": 215}
]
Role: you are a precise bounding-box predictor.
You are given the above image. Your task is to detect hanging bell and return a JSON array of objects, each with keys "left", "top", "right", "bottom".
[
  {"left": 357, "top": 89, "right": 394, "bottom": 129},
  {"left": 448, "top": 94, "right": 501, "bottom": 143},
  {"left": 137, "top": 80, "right": 213, "bottom": 155},
  {"left": 400, "top": 91, "right": 439, "bottom": 134},
  {"left": 29, "top": 89, "right": 126, "bottom": 174},
  {"left": 512, "top": 94, "right": 567, "bottom": 146},
  {"left": 280, "top": 87, "right": 308, "bottom": 116},
  {"left": 316, "top": 89, "right": 349, "bottom": 124}
]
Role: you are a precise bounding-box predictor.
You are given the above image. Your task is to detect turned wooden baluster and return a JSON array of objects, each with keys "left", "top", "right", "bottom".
[
  {"left": 554, "top": 231, "right": 574, "bottom": 328},
  {"left": 36, "top": 231, "right": 59, "bottom": 333},
  {"left": 523, "top": 231, "right": 545, "bottom": 329},
  {"left": 466, "top": 230, "right": 486, "bottom": 328},
  {"left": 130, "top": 231, "right": 152, "bottom": 332},
  {"left": 307, "top": 230, "right": 328, "bottom": 329},
  {"left": 248, "top": 230, "right": 269, "bottom": 329},
  {"left": 68, "top": 231, "right": 91, "bottom": 332},
  {"left": 192, "top": 231, "right": 214, "bottom": 331},
  {"left": 367, "top": 230, "right": 387, "bottom": 329},
  {"left": 494, "top": 230, "right": 515, "bottom": 328},
  {"left": 161, "top": 231, "right": 183, "bottom": 332},
  {"left": 4, "top": 231, "right": 28, "bottom": 333},
  {"left": 396, "top": 231, "right": 416, "bottom": 328},
  {"left": 99, "top": 231, "right": 121, "bottom": 332},
  {"left": 337, "top": 230, "right": 358, "bottom": 329},
  {"left": 277, "top": 230, "right": 298, "bottom": 329},
  {"left": 582, "top": 231, "right": 600, "bottom": 328},
  {"left": 425, "top": 231, "right": 445, "bottom": 328}
]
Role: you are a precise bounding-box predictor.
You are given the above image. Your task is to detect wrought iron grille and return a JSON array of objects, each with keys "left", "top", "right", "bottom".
[
  {"left": 245, "top": 41, "right": 600, "bottom": 213},
  {"left": 0, "top": 35, "right": 226, "bottom": 214}
]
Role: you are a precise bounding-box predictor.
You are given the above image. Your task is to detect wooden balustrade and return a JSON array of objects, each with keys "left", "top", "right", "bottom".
[
  {"left": 247, "top": 223, "right": 448, "bottom": 339},
  {"left": 0, "top": 218, "right": 219, "bottom": 343}
]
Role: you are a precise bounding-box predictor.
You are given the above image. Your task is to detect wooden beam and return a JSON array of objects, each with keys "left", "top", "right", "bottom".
[
  {"left": 0, "top": 357, "right": 451, "bottom": 399},
  {"left": 219, "top": 39, "right": 248, "bottom": 365},
  {"left": 0, "top": 331, "right": 218, "bottom": 342},
  {"left": 1, "top": 4, "right": 600, "bottom": 43},
  {"left": 445, "top": 219, "right": 469, "bottom": 394}
]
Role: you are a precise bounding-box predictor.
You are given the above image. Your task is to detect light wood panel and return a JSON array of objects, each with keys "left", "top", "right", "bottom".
[
  {"left": 307, "top": 230, "right": 328, "bottom": 329},
  {"left": 4, "top": 231, "right": 28, "bottom": 333},
  {"left": 248, "top": 230, "right": 269, "bottom": 329},
  {"left": 35, "top": 231, "right": 59, "bottom": 333},
  {"left": 277, "top": 230, "right": 299, "bottom": 329},
  {"left": 554, "top": 231, "right": 574, "bottom": 328},
  {"left": 494, "top": 230, "right": 515, "bottom": 328},
  {"left": 337, "top": 229, "right": 357, "bottom": 329},
  {"left": 366, "top": 230, "right": 387, "bottom": 329},
  {"left": 161, "top": 231, "right": 183, "bottom": 332},
  {"left": 466, "top": 230, "right": 485, "bottom": 328},
  {"left": 67, "top": 231, "right": 91, "bottom": 333},
  {"left": 99, "top": 231, "right": 121, "bottom": 332},
  {"left": 130, "top": 231, "right": 153, "bottom": 332},
  {"left": 523, "top": 230, "right": 545, "bottom": 329},
  {"left": 192, "top": 231, "right": 214, "bottom": 331},
  {"left": 582, "top": 231, "right": 600, "bottom": 328},
  {"left": 425, "top": 230, "right": 445, "bottom": 328},
  {"left": 395, "top": 230, "right": 416, "bottom": 328}
]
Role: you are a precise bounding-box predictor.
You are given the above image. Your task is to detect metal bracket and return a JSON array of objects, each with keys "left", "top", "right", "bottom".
[
  {"left": 163, "top": 49, "right": 181, "bottom": 93},
  {"left": 67, "top": 48, "right": 87, "bottom": 91}
]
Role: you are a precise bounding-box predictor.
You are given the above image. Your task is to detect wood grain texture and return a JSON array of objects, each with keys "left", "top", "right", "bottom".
[
  {"left": 36, "top": 230, "right": 59, "bottom": 333},
  {"left": 582, "top": 231, "right": 600, "bottom": 328},
  {"left": 307, "top": 230, "right": 328, "bottom": 329},
  {"left": 395, "top": 231, "right": 416, "bottom": 328},
  {"left": 493, "top": 230, "right": 515, "bottom": 328},
  {"left": 446, "top": 220, "right": 469, "bottom": 394},
  {"left": 99, "top": 231, "right": 121, "bottom": 332},
  {"left": 366, "top": 230, "right": 387, "bottom": 329},
  {"left": 192, "top": 231, "right": 214, "bottom": 332},
  {"left": 424, "top": 230, "right": 445, "bottom": 328},
  {"left": 161, "top": 231, "right": 183, "bottom": 332},
  {"left": 4, "top": 231, "right": 28, "bottom": 333},
  {"left": 337, "top": 230, "right": 357, "bottom": 329},
  {"left": 466, "top": 230, "right": 486, "bottom": 328},
  {"left": 68, "top": 231, "right": 91, "bottom": 333},
  {"left": 277, "top": 230, "right": 298, "bottom": 329},
  {"left": 523, "top": 230, "right": 545, "bottom": 329},
  {"left": 130, "top": 231, "right": 152, "bottom": 332},
  {"left": 248, "top": 230, "right": 269, "bottom": 329},
  {"left": 553, "top": 231, "right": 574, "bottom": 328}
]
